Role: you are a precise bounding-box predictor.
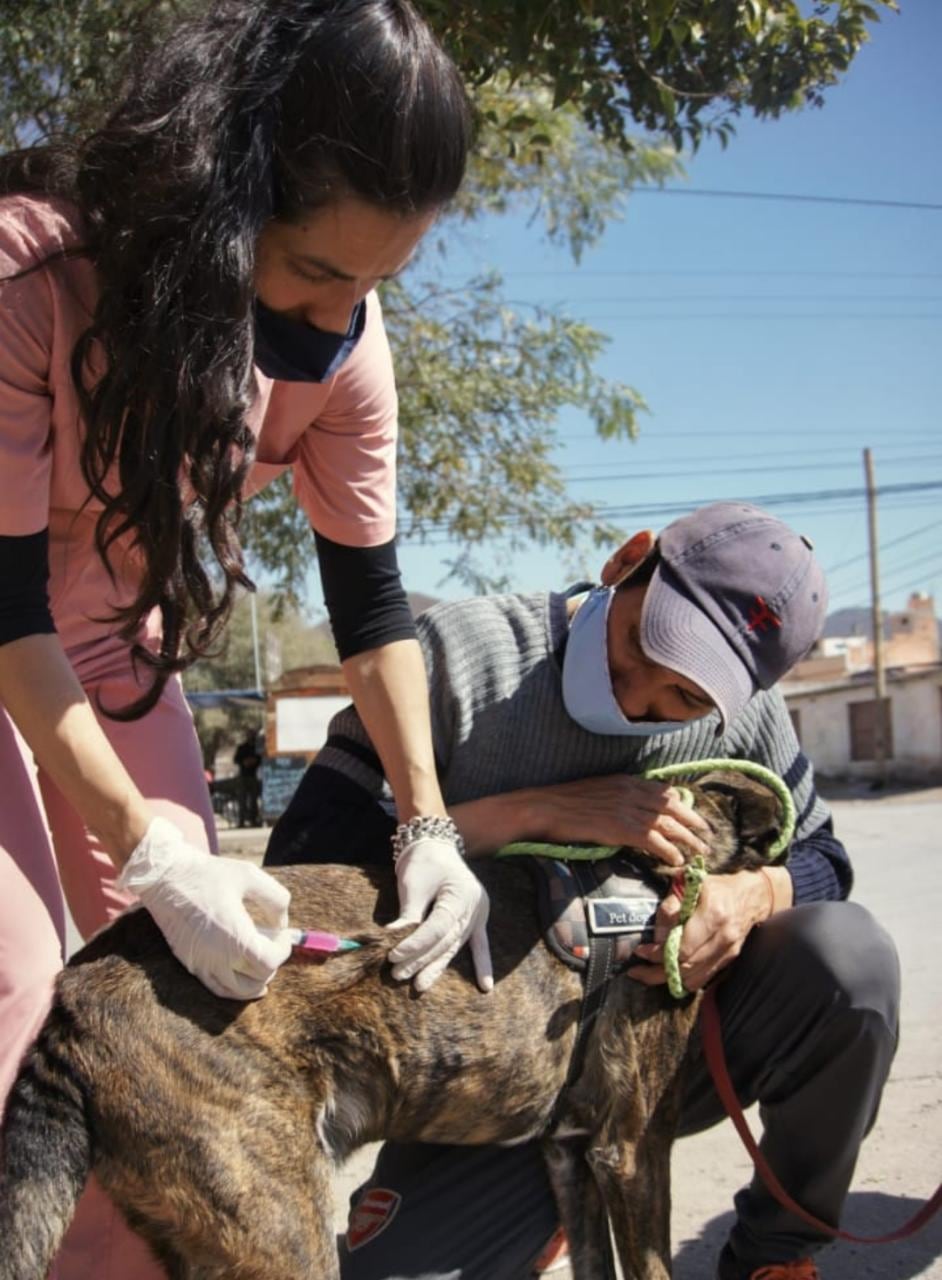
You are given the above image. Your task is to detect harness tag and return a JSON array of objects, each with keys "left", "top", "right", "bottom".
[{"left": 588, "top": 897, "right": 660, "bottom": 937}]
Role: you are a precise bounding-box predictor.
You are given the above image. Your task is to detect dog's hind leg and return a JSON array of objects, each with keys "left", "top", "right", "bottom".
[
  {"left": 108, "top": 1132, "right": 341, "bottom": 1280},
  {"left": 128, "top": 1175, "right": 340, "bottom": 1280},
  {"left": 157, "top": 1248, "right": 337, "bottom": 1280},
  {"left": 542, "top": 1137, "right": 617, "bottom": 1280}
]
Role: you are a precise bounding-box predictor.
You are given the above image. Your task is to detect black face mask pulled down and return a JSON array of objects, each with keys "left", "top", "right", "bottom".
[{"left": 252, "top": 298, "right": 367, "bottom": 383}]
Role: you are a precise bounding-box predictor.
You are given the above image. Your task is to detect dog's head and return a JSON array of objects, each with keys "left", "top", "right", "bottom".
[
  {"left": 686, "top": 770, "right": 785, "bottom": 874},
  {"left": 628, "top": 769, "right": 785, "bottom": 883}
]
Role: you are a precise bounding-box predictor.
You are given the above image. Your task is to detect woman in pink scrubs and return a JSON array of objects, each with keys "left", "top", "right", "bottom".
[{"left": 0, "top": 2, "right": 491, "bottom": 1274}]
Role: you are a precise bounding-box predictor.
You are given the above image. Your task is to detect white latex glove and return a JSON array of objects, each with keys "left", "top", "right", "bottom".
[
  {"left": 117, "top": 816, "right": 292, "bottom": 1000},
  {"left": 388, "top": 835, "right": 493, "bottom": 994}
]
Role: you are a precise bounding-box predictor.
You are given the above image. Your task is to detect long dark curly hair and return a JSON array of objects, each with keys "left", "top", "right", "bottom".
[{"left": 0, "top": 0, "right": 470, "bottom": 718}]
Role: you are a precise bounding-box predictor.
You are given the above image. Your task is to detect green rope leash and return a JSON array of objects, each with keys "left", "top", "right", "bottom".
[
  {"left": 496, "top": 840, "right": 621, "bottom": 861},
  {"left": 497, "top": 759, "right": 795, "bottom": 865},
  {"left": 663, "top": 853, "right": 707, "bottom": 999},
  {"left": 640, "top": 758, "right": 796, "bottom": 860},
  {"left": 642, "top": 760, "right": 795, "bottom": 998}
]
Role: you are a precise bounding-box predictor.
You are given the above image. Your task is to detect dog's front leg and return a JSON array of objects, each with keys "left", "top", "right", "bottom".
[
  {"left": 587, "top": 1130, "right": 672, "bottom": 1280},
  {"left": 542, "top": 1137, "right": 617, "bottom": 1280}
]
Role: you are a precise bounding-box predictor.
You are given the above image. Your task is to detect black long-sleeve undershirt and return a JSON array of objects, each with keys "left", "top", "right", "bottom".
[
  {"left": 314, "top": 529, "right": 416, "bottom": 661},
  {"left": 0, "top": 528, "right": 56, "bottom": 647}
]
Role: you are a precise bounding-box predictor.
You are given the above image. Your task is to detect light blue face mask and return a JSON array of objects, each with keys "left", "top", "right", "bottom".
[{"left": 561, "top": 586, "right": 703, "bottom": 737}]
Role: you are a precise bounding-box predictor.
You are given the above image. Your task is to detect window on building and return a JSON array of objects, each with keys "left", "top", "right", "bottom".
[{"left": 848, "top": 698, "right": 894, "bottom": 761}]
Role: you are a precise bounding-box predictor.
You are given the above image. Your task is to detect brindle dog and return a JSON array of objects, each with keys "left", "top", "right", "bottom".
[{"left": 0, "top": 771, "right": 782, "bottom": 1280}]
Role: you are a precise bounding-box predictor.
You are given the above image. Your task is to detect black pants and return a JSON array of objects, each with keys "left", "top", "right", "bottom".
[
  {"left": 337, "top": 903, "right": 899, "bottom": 1280},
  {"left": 237, "top": 775, "right": 260, "bottom": 827}
]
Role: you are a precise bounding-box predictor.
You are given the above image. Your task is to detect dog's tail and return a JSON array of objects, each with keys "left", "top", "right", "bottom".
[{"left": 0, "top": 1009, "right": 92, "bottom": 1280}]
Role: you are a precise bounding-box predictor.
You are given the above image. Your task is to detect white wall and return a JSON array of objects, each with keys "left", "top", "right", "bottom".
[
  {"left": 786, "top": 671, "right": 942, "bottom": 782},
  {"left": 275, "top": 695, "right": 350, "bottom": 752}
]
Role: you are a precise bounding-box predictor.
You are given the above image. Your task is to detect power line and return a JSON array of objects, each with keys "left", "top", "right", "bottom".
[
  {"left": 773, "top": 496, "right": 942, "bottom": 522},
  {"left": 826, "top": 519, "right": 942, "bottom": 575},
  {"left": 633, "top": 188, "right": 942, "bottom": 212},
  {"left": 879, "top": 546, "right": 942, "bottom": 579},
  {"left": 540, "top": 295, "right": 942, "bottom": 305},
  {"left": 553, "top": 313, "right": 942, "bottom": 322},
  {"left": 564, "top": 428, "right": 938, "bottom": 441},
  {"left": 562, "top": 445, "right": 942, "bottom": 473},
  {"left": 831, "top": 547, "right": 942, "bottom": 600},
  {"left": 445, "top": 270, "right": 942, "bottom": 281},
  {"left": 881, "top": 572, "right": 941, "bottom": 599},
  {"left": 589, "top": 481, "right": 942, "bottom": 522},
  {"left": 400, "top": 481, "right": 942, "bottom": 540},
  {"left": 563, "top": 455, "right": 942, "bottom": 485}
]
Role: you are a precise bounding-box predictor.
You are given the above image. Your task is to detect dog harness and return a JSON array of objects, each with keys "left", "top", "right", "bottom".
[{"left": 512, "top": 851, "right": 667, "bottom": 1095}]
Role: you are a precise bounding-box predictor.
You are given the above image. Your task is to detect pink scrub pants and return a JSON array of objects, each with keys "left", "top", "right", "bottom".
[{"left": 0, "top": 665, "right": 216, "bottom": 1280}]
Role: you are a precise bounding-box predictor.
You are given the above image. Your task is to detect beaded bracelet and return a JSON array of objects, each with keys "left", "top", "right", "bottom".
[{"left": 391, "top": 814, "right": 466, "bottom": 864}]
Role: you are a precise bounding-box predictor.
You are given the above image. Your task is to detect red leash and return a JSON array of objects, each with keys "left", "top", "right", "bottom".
[{"left": 700, "top": 984, "right": 942, "bottom": 1244}]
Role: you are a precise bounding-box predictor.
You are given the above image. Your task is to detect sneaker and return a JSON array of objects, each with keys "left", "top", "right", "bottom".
[
  {"left": 749, "top": 1266, "right": 820, "bottom": 1280},
  {"left": 717, "top": 1244, "right": 820, "bottom": 1280},
  {"left": 533, "top": 1225, "right": 570, "bottom": 1274}
]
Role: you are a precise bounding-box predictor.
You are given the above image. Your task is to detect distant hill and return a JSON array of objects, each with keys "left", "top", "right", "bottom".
[
  {"left": 823, "top": 605, "right": 942, "bottom": 645},
  {"left": 822, "top": 607, "right": 881, "bottom": 640}
]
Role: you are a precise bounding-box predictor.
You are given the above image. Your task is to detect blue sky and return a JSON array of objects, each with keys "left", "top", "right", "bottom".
[{"left": 392, "top": 1, "right": 941, "bottom": 618}]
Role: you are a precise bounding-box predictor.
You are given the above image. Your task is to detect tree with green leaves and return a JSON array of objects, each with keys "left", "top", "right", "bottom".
[
  {"left": 1, "top": 1, "right": 897, "bottom": 154},
  {"left": 1, "top": 0, "right": 897, "bottom": 596}
]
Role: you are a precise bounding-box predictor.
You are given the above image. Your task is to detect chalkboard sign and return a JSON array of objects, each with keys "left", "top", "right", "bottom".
[{"left": 260, "top": 754, "right": 308, "bottom": 823}]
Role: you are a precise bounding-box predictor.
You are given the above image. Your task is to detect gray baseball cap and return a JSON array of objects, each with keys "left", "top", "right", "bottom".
[{"left": 640, "top": 502, "right": 828, "bottom": 730}]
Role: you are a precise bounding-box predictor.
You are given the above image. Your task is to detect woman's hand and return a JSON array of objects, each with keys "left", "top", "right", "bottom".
[
  {"left": 340, "top": 639, "right": 493, "bottom": 992},
  {"left": 118, "top": 817, "right": 293, "bottom": 1000},
  {"left": 388, "top": 834, "right": 493, "bottom": 994},
  {"left": 629, "top": 868, "right": 782, "bottom": 992}
]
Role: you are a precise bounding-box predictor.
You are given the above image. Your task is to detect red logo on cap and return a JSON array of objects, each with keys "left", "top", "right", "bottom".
[
  {"left": 346, "top": 1187, "right": 402, "bottom": 1251},
  {"left": 746, "top": 596, "right": 782, "bottom": 633}
]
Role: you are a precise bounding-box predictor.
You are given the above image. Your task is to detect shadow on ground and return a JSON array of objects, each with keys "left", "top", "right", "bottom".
[{"left": 673, "top": 1193, "right": 942, "bottom": 1279}]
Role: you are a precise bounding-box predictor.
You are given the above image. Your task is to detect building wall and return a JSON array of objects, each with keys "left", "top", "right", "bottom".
[
  {"left": 785, "top": 670, "right": 942, "bottom": 782},
  {"left": 888, "top": 592, "right": 939, "bottom": 662},
  {"left": 793, "top": 594, "right": 939, "bottom": 682}
]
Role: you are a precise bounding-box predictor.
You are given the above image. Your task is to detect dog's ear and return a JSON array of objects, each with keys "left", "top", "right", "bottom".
[{"left": 696, "top": 771, "right": 784, "bottom": 869}]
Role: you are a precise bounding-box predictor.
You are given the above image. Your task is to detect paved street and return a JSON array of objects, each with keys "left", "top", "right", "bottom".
[
  {"left": 667, "top": 790, "right": 942, "bottom": 1280},
  {"left": 65, "top": 790, "right": 942, "bottom": 1276}
]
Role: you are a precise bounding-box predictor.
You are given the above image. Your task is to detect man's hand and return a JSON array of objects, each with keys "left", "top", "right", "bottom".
[
  {"left": 629, "top": 869, "right": 778, "bottom": 992},
  {"left": 518, "top": 774, "right": 712, "bottom": 867},
  {"left": 388, "top": 836, "right": 493, "bottom": 994}
]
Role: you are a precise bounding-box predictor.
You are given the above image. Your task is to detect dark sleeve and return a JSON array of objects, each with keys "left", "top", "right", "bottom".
[
  {"left": 264, "top": 763, "right": 396, "bottom": 868},
  {"left": 786, "top": 817, "right": 853, "bottom": 904},
  {"left": 0, "top": 528, "right": 56, "bottom": 646},
  {"left": 313, "top": 530, "right": 417, "bottom": 661},
  {"left": 727, "top": 690, "right": 849, "bottom": 905}
]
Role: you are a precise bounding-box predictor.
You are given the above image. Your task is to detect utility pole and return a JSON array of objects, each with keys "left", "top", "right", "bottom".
[
  {"left": 863, "top": 448, "right": 887, "bottom": 785},
  {"left": 249, "top": 591, "right": 263, "bottom": 695}
]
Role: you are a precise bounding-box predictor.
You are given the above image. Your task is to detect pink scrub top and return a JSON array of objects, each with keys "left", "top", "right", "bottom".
[{"left": 0, "top": 195, "right": 399, "bottom": 670}]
